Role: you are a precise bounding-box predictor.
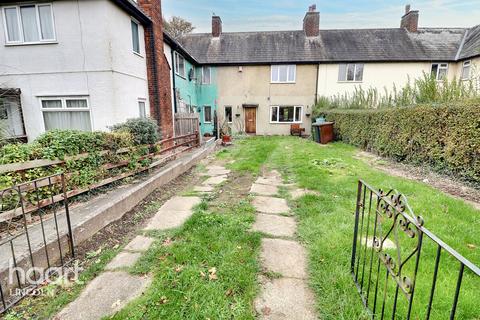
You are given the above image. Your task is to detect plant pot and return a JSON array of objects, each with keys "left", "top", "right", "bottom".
[{"left": 222, "top": 135, "right": 232, "bottom": 143}]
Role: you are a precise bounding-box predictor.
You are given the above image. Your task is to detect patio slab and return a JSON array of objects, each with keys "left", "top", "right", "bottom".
[
  {"left": 193, "top": 185, "right": 214, "bottom": 192},
  {"left": 124, "top": 235, "right": 154, "bottom": 252},
  {"left": 260, "top": 238, "right": 307, "bottom": 279},
  {"left": 250, "top": 184, "right": 278, "bottom": 196},
  {"left": 144, "top": 210, "right": 192, "bottom": 230},
  {"left": 255, "top": 177, "right": 284, "bottom": 186},
  {"left": 254, "top": 278, "right": 317, "bottom": 320},
  {"left": 105, "top": 251, "right": 142, "bottom": 270},
  {"left": 252, "top": 214, "right": 296, "bottom": 237},
  {"left": 56, "top": 272, "right": 152, "bottom": 320},
  {"left": 159, "top": 196, "right": 202, "bottom": 211},
  {"left": 252, "top": 196, "right": 290, "bottom": 214},
  {"left": 202, "top": 175, "right": 228, "bottom": 185}
]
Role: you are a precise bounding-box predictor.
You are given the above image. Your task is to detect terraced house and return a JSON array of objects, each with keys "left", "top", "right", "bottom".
[
  {"left": 177, "top": 5, "right": 480, "bottom": 135},
  {"left": 1, "top": 1, "right": 479, "bottom": 140}
]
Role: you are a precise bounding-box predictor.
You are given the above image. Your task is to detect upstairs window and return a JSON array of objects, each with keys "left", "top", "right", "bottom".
[
  {"left": 131, "top": 20, "right": 140, "bottom": 54},
  {"left": 201, "top": 67, "right": 211, "bottom": 84},
  {"left": 461, "top": 60, "right": 471, "bottom": 80},
  {"left": 174, "top": 52, "right": 186, "bottom": 78},
  {"left": 3, "top": 4, "right": 56, "bottom": 44},
  {"left": 431, "top": 63, "right": 448, "bottom": 80},
  {"left": 271, "top": 65, "right": 296, "bottom": 83},
  {"left": 338, "top": 63, "right": 364, "bottom": 82},
  {"left": 270, "top": 106, "right": 302, "bottom": 123}
]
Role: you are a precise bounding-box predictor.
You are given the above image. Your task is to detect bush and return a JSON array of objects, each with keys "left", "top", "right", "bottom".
[
  {"left": 323, "top": 104, "right": 480, "bottom": 184},
  {"left": 110, "top": 118, "right": 158, "bottom": 145}
]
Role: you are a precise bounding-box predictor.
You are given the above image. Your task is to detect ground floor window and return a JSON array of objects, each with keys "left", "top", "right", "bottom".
[
  {"left": 204, "top": 106, "right": 212, "bottom": 123},
  {"left": 138, "top": 100, "right": 146, "bottom": 118},
  {"left": 270, "top": 106, "right": 302, "bottom": 123},
  {"left": 41, "top": 96, "right": 92, "bottom": 131},
  {"left": 224, "top": 106, "right": 232, "bottom": 123},
  {"left": 431, "top": 63, "right": 448, "bottom": 80}
]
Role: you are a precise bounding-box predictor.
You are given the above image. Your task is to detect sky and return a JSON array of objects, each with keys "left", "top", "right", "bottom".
[{"left": 162, "top": 0, "right": 480, "bottom": 33}]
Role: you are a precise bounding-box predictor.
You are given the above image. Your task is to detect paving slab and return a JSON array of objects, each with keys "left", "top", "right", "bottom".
[
  {"left": 290, "top": 188, "right": 320, "bottom": 200},
  {"left": 202, "top": 175, "right": 228, "bottom": 186},
  {"left": 206, "top": 168, "right": 231, "bottom": 176},
  {"left": 124, "top": 235, "right": 154, "bottom": 252},
  {"left": 260, "top": 238, "right": 307, "bottom": 279},
  {"left": 193, "top": 185, "right": 214, "bottom": 192},
  {"left": 105, "top": 251, "right": 142, "bottom": 270},
  {"left": 56, "top": 272, "right": 152, "bottom": 320},
  {"left": 160, "top": 196, "right": 202, "bottom": 211},
  {"left": 254, "top": 278, "right": 317, "bottom": 320},
  {"left": 252, "top": 196, "right": 290, "bottom": 214},
  {"left": 255, "top": 177, "right": 284, "bottom": 186},
  {"left": 252, "top": 214, "right": 296, "bottom": 237},
  {"left": 144, "top": 210, "right": 193, "bottom": 230},
  {"left": 250, "top": 184, "right": 278, "bottom": 196},
  {"left": 205, "top": 165, "right": 227, "bottom": 170}
]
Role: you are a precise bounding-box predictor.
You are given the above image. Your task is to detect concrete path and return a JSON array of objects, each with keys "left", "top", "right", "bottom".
[
  {"left": 57, "top": 186, "right": 213, "bottom": 319},
  {"left": 252, "top": 171, "right": 318, "bottom": 319}
]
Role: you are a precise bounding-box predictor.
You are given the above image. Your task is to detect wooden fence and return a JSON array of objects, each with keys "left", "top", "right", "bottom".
[
  {"left": 0, "top": 132, "right": 200, "bottom": 223},
  {"left": 175, "top": 113, "right": 200, "bottom": 137}
]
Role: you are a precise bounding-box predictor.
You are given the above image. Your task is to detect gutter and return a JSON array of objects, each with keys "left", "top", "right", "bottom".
[{"left": 111, "top": 0, "right": 151, "bottom": 25}]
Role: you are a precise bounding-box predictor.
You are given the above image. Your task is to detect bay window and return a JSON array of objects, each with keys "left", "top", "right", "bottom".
[
  {"left": 270, "top": 106, "right": 302, "bottom": 123},
  {"left": 3, "top": 4, "right": 56, "bottom": 44},
  {"left": 41, "top": 97, "right": 92, "bottom": 132}
]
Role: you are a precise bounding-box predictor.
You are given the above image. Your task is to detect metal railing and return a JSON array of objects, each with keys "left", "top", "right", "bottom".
[
  {"left": 351, "top": 180, "right": 479, "bottom": 319},
  {"left": 0, "top": 173, "right": 74, "bottom": 313}
]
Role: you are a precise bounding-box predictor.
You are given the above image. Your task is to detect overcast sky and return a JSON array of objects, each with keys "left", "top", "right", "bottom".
[{"left": 162, "top": 0, "right": 480, "bottom": 33}]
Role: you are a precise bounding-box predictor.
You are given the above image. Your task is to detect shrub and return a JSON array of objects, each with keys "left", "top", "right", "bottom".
[
  {"left": 323, "top": 104, "right": 480, "bottom": 184},
  {"left": 110, "top": 118, "right": 158, "bottom": 145}
]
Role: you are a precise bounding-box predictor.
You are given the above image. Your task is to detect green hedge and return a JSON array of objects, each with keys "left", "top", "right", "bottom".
[{"left": 322, "top": 104, "right": 480, "bottom": 184}]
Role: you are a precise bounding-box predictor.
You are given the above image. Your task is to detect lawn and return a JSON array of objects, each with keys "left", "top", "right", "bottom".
[{"left": 218, "top": 137, "right": 479, "bottom": 319}]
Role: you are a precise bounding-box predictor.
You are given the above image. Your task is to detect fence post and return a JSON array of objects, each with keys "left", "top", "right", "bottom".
[
  {"left": 61, "top": 174, "right": 75, "bottom": 257},
  {"left": 351, "top": 180, "right": 363, "bottom": 273}
]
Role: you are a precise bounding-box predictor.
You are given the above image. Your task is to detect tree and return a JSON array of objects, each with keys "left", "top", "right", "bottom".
[{"left": 163, "top": 16, "right": 195, "bottom": 38}]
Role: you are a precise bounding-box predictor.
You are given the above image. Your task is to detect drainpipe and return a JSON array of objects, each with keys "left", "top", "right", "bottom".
[
  {"left": 314, "top": 64, "right": 319, "bottom": 105},
  {"left": 148, "top": 25, "right": 162, "bottom": 130},
  {"left": 171, "top": 49, "right": 177, "bottom": 113}
]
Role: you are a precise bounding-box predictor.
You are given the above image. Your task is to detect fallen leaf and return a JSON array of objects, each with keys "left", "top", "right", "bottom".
[
  {"left": 208, "top": 267, "right": 218, "bottom": 280},
  {"left": 162, "top": 237, "right": 173, "bottom": 246},
  {"left": 467, "top": 244, "right": 476, "bottom": 249},
  {"left": 200, "top": 271, "right": 206, "bottom": 278},
  {"left": 111, "top": 299, "right": 121, "bottom": 309},
  {"left": 225, "top": 288, "right": 234, "bottom": 296},
  {"left": 261, "top": 306, "right": 271, "bottom": 315},
  {"left": 175, "top": 265, "right": 184, "bottom": 273},
  {"left": 159, "top": 296, "right": 168, "bottom": 304}
]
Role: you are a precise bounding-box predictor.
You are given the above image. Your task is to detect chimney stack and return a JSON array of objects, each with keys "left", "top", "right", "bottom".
[
  {"left": 400, "top": 4, "right": 419, "bottom": 32},
  {"left": 303, "top": 4, "right": 319, "bottom": 37},
  {"left": 212, "top": 15, "right": 222, "bottom": 37}
]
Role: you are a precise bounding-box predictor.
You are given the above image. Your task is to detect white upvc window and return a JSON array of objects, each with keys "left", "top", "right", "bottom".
[
  {"left": 338, "top": 63, "right": 364, "bottom": 82},
  {"left": 174, "top": 52, "right": 186, "bottom": 78},
  {"left": 431, "top": 63, "right": 448, "bottom": 80},
  {"left": 271, "top": 65, "right": 296, "bottom": 83},
  {"left": 40, "top": 96, "right": 92, "bottom": 132},
  {"left": 270, "top": 106, "right": 302, "bottom": 123},
  {"left": 204, "top": 106, "right": 212, "bottom": 123},
  {"left": 2, "top": 4, "right": 56, "bottom": 44},
  {"left": 138, "top": 99, "right": 146, "bottom": 118},
  {"left": 201, "top": 66, "right": 211, "bottom": 84},
  {"left": 461, "top": 60, "right": 471, "bottom": 80},
  {"left": 131, "top": 19, "right": 140, "bottom": 54}
]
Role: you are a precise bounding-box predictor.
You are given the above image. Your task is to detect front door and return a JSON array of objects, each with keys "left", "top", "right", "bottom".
[{"left": 244, "top": 107, "right": 256, "bottom": 134}]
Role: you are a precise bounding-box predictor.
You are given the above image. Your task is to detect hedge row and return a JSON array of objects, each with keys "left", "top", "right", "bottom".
[{"left": 322, "top": 104, "right": 480, "bottom": 184}]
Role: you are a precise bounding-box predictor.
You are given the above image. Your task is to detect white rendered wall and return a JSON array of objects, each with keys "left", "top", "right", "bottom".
[{"left": 0, "top": 0, "right": 149, "bottom": 140}]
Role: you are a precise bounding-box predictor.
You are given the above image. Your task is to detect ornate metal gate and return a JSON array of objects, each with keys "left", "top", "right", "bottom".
[{"left": 351, "top": 180, "right": 479, "bottom": 319}]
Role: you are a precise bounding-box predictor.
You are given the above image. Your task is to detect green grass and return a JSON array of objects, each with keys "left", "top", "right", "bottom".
[
  {"left": 218, "top": 137, "right": 479, "bottom": 319},
  {"left": 110, "top": 199, "right": 261, "bottom": 319}
]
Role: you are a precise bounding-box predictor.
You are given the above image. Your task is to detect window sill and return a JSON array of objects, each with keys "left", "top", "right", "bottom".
[
  {"left": 269, "top": 121, "right": 303, "bottom": 124},
  {"left": 175, "top": 73, "right": 186, "bottom": 80},
  {"left": 337, "top": 81, "right": 363, "bottom": 83},
  {"left": 270, "top": 81, "right": 296, "bottom": 84},
  {"left": 133, "top": 51, "right": 144, "bottom": 58},
  {"left": 5, "top": 41, "right": 58, "bottom": 47}
]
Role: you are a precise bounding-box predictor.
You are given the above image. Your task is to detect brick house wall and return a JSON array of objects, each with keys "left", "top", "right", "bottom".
[{"left": 137, "top": 0, "right": 174, "bottom": 140}]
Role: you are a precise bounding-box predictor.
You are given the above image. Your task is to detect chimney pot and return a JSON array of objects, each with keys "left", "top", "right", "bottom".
[
  {"left": 303, "top": 5, "right": 319, "bottom": 37},
  {"left": 400, "top": 5, "right": 418, "bottom": 32},
  {"left": 212, "top": 15, "right": 222, "bottom": 37}
]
